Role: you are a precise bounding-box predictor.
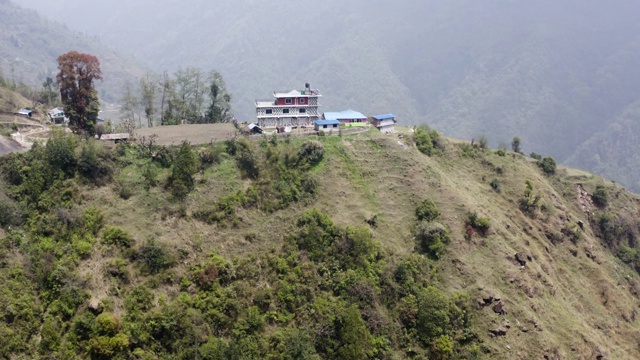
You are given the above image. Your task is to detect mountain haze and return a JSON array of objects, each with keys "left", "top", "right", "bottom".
[
  {"left": 0, "top": 0, "right": 147, "bottom": 103},
  {"left": 9, "top": 0, "right": 640, "bottom": 192}
]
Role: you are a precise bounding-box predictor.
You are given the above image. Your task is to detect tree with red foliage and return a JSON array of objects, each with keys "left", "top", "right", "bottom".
[{"left": 56, "top": 51, "right": 103, "bottom": 135}]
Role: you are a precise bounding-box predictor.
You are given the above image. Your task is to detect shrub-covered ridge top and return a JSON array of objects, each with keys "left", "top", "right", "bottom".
[{"left": 0, "top": 126, "right": 639, "bottom": 359}]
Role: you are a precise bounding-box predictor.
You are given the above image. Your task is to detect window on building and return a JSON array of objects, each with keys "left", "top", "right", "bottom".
[
  {"left": 266, "top": 109, "right": 273, "bottom": 114},
  {"left": 323, "top": 125, "right": 327, "bottom": 128},
  {"left": 299, "top": 108, "right": 306, "bottom": 114},
  {"left": 299, "top": 98, "right": 306, "bottom": 104},
  {"left": 333, "top": 124, "right": 337, "bottom": 127},
  {"left": 285, "top": 98, "right": 292, "bottom": 104},
  {"left": 283, "top": 108, "right": 290, "bottom": 114}
]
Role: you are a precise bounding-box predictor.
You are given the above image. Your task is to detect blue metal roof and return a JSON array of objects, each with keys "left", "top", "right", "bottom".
[
  {"left": 323, "top": 109, "right": 366, "bottom": 120},
  {"left": 373, "top": 113, "right": 396, "bottom": 120},
  {"left": 314, "top": 119, "right": 341, "bottom": 125}
]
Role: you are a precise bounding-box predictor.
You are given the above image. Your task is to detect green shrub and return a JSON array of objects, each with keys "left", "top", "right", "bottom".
[
  {"left": 82, "top": 207, "right": 104, "bottom": 236},
  {"left": 168, "top": 141, "right": 197, "bottom": 199},
  {"left": 78, "top": 139, "right": 112, "bottom": 182},
  {"left": 477, "top": 135, "right": 488, "bottom": 150},
  {"left": 93, "top": 313, "right": 120, "bottom": 336},
  {"left": 297, "top": 140, "right": 325, "bottom": 167},
  {"left": 495, "top": 148, "right": 506, "bottom": 157},
  {"left": 415, "top": 221, "right": 450, "bottom": 258},
  {"left": 538, "top": 156, "right": 557, "bottom": 175},
  {"left": 106, "top": 258, "right": 129, "bottom": 280},
  {"left": 592, "top": 184, "right": 608, "bottom": 208},
  {"left": 415, "top": 199, "right": 440, "bottom": 222},
  {"left": 466, "top": 211, "right": 490, "bottom": 236},
  {"left": 87, "top": 333, "right": 129, "bottom": 359},
  {"left": 198, "top": 146, "right": 222, "bottom": 168},
  {"left": 520, "top": 179, "right": 541, "bottom": 213},
  {"left": 137, "top": 238, "right": 172, "bottom": 274},
  {"left": 124, "top": 286, "right": 154, "bottom": 313},
  {"left": 0, "top": 193, "right": 23, "bottom": 227},
  {"left": 511, "top": 136, "right": 522, "bottom": 153},
  {"left": 45, "top": 129, "right": 78, "bottom": 177},
  {"left": 115, "top": 179, "right": 133, "bottom": 200},
  {"left": 529, "top": 152, "right": 542, "bottom": 160},
  {"left": 414, "top": 126, "right": 440, "bottom": 156},
  {"left": 490, "top": 178, "right": 501, "bottom": 192},
  {"left": 102, "top": 226, "right": 134, "bottom": 248},
  {"left": 459, "top": 142, "right": 476, "bottom": 157},
  {"left": 40, "top": 315, "right": 62, "bottom": 353},
  {"left": 337, "top": 305, "right": 374, "bottom": 360},
  {"left": 291, "top": 208, "right": 340, "bottom": 261},
  {"left": 237, "top": 146, "right": 260, "bottom": 180},
  {"left": 142, "top": 162, "right": 158, "bottom": 190}
]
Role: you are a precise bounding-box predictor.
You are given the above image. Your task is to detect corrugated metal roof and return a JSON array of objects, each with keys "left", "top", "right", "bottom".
[
  {"left": 99, "top": 133, "right": 130, "bottom": 140},
  {"left": 314, "top": 119, "right": 341, "bottom": 125},
  {"left": 373, "top": 113, "right": 396, "bottom": 120},
  {"left": 323, "top": 110, "right": 366, "bottom": 120},
  {"left": 274, "top": 90, "right": 302, "bottom": 98}
]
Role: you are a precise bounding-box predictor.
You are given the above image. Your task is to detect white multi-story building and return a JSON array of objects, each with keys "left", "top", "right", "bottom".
[{"left": 255, "top": 83, "right": 321, "bottom": 128}]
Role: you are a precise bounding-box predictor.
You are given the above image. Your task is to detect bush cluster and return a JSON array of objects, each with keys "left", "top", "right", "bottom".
[
  {"left": 466, "top": 211, "right": 491, "bottom": 236},
  {"left": 538, "top": 156, "right": 557, "bottom": 175},
  {"left": 413, "top": 125, "right": 441, "bottom": 156},
  {"left": 592, "top": 184, "right": 608, "bottom": 208}
]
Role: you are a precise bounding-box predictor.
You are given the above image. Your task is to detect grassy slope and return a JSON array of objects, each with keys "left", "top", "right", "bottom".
[{"left": 62, "top": 127, "right": 640, "bottom": 358}]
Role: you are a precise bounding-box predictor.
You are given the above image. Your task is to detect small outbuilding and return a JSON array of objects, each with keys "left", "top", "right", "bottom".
[
  {"left": 371, "top": 113, "right": 397, "bottom": 133},
  {"left": 246, "top": 123, "right": 264, "bottom": 134},
  {"left": 48, "top": 107, "right": 69, "bottom": 125},
  {"left": 314, "top": 119, "right": 340, "bottom": 133},
  {"left": 323, "top": 110, "right": 367, "bottom": 127},
  {"left": 15, "top": 109, "right": 33, "bottom": 117},
  {"left": 97, "top": 133, "right": 130, "bottom": 143}
]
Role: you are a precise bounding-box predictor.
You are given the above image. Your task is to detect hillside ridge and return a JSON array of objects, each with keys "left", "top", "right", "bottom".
[{"left": 1, "top": 126, "right": 640, "bottom": 358}]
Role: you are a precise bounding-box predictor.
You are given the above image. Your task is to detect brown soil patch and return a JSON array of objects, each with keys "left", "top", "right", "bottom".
[{"left": 134, "top": 123, "right": 238, "bottom": 146}]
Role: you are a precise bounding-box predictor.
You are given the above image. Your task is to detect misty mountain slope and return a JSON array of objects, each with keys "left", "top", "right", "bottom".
[
  {"left": 567, "top": 100, "right": 640, "bottom": 191},
  {"left": 11, "top": 0, "right": 640, "bottom": 192},
  {"left": 0, "top": 1, "right": 147, "bottom": 103}
]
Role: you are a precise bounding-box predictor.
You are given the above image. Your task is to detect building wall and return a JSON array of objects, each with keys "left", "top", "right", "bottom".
[
  {"left": 339, "top": 118, "right": 366, "bottom": 124},
  {"left": 378, "top": 124, "right": 395, "bottom": 133},
  {"left": 315, "top": 123, "right": 339, "bottom": 132},
  {"left": 259, "top": 116, "right": 317, "bottom": 128},
  {"left": 372, "top": 118, "right": 395, "bottom": 126},
  {"left": 275, "top": 96, "right": 319, "bottom": 106}
]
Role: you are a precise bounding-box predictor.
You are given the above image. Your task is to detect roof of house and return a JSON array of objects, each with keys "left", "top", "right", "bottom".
[
  {"left": 16, "top": 109, "right": 32, "bottom": 115},
  {"left": 373, "top": 113, "right": 397, "bottom": 120},
  {"left": 98, "top": 133, "right": 130, "bottom": 140},
  {"left": 323, "top": 110, "right": 366, "bottom": 120},
  {"left": 48, "top": 107, "right": 65, "bottom": 116},
  {"left": 247, "top": 123, "right": 264, "bottom": 132},
  {"left": 274, "top": 90, "right": 302, "bottom": 98},
  {"left": 273, "top": 88, "right": 321, "bottom": 98},
  {"left": 314, "top": 119, "right": 341, "bottom": 125}
]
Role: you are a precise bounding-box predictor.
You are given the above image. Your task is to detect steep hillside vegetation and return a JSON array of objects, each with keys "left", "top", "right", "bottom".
[
  {"left": 0, "top": 0, "right": 146, "bottom": 103},
  {"left": 1, "top": 126, "right": 640, "bottom": 359}
]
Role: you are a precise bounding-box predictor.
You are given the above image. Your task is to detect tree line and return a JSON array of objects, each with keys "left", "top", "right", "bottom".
[
  {"left": 5, "top": 51, "right": 234, "bottom": 137},
  {"left": 120, "top": 67, "right": 233, "bottom": 131}
]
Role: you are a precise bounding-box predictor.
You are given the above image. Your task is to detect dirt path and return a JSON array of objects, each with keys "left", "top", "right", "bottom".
[
  {"left": 0, "top": 136, "right": 27, "bottom": 156},
  {"left": 0, "top": 119, "right": 49, "bottom": 156}
]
